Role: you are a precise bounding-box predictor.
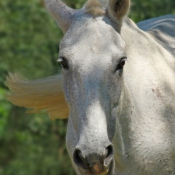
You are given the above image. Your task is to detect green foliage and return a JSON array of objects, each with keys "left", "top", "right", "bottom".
[
  {"left": 130, "top": 0, "right": 175, "bottom": 22},
  {"left": 0, "top": 0, "right": 73, "bottom": 174},
  {"left": 0, "top": 0, "right": 62, "bottom": 79},
  {"left": 0, "top": 0, "right": 174, "bottom": 175}
]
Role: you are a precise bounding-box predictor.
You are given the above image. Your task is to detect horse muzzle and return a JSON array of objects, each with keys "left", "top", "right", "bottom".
[{"left": 73, "top": 144, "right": 114, "bottom": 175}]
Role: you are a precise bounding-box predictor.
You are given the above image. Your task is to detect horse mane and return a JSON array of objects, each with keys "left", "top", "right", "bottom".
[
  {"left": 5, "top": 73, "right": 68, "bottom": 120},
  {"left": 85, "top": 0, "right": 105, "bottom": 17}
]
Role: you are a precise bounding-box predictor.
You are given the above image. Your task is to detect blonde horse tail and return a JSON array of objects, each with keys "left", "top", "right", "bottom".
[{"left": 5, "top": 73, "right": 68, "bottom": 120}]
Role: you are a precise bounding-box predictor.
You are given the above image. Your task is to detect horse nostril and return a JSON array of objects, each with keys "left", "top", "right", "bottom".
[
  {"left": 73, "top": 149, "right": 85, "bottom": 169},
  {"left": 104, "top": 144, "right": 114, "bottom": 166}
]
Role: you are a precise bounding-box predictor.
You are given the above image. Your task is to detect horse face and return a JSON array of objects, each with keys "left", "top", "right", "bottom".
[
  {"left": 60, "top": 16, "right": 126, "bottom": 174},
  {"left": 45, "top": 0, "right": 130, "bottom": 174}
]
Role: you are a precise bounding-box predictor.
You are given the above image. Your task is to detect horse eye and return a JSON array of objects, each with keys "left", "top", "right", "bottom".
[
  {"left": 57, "top": 57, "right": 69, "bottom": 69},
  {"left": 116, "top": 57, "right": 127, "bottom": 70}
]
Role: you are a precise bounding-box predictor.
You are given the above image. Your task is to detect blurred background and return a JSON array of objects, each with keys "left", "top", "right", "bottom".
[{"left": 0, "top": 0, "right": 175, "bottom": 175}]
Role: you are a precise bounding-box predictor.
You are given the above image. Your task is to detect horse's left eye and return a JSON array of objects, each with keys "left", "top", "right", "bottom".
[
  {"left": 57, "top": 57, "right": 69, "bottom": 69},
  {"left": 116, "top": 57, "right": 127, "bottom": 70}
]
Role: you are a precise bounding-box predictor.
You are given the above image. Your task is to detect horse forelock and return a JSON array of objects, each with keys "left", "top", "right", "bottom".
[{"left": 85, "top": 0, "right": 105, "bottom": 17}]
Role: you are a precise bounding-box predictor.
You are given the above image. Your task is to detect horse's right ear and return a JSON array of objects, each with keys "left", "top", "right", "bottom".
[
  {"left": 45, "top": 0, "right": 75, "bottom": 33},
  {"left": 107, "top": 0, "right": 130, "bottom": 22}
]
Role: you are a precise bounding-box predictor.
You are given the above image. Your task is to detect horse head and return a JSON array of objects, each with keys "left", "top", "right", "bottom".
[{"left": 45, "top": 0, "right": 130, "bottom": 174}]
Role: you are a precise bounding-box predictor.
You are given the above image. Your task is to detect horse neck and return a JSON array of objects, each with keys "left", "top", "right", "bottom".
[
  {"left": 121, "top": 17, "right": 154, "bottom": 55},
  {"left": 118, "top": 18, "right": 147, "bottom": 115},
  {"left": 117, "top": 17, "right": 159, "bottom": 130},
  {"left": 118, "top": 17, "right": 175, "bottom": 129}
]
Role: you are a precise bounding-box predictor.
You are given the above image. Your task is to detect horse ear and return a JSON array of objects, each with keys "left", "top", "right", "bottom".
[
  {"left": 45, "top": 0, "right": 75, "bottom": 33},
  {"left": 107, "top": 0, "right": 130, "bottom": 22}
]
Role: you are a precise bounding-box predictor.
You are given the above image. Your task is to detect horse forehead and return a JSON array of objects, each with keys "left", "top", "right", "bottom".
[{"left": 60, "top": 16, "right": 123, "bottom": 50}]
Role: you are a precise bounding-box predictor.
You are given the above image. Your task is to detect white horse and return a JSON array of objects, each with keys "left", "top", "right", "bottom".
[{"left": 6, "top": 0, "right": 175, "bottom": 174}]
